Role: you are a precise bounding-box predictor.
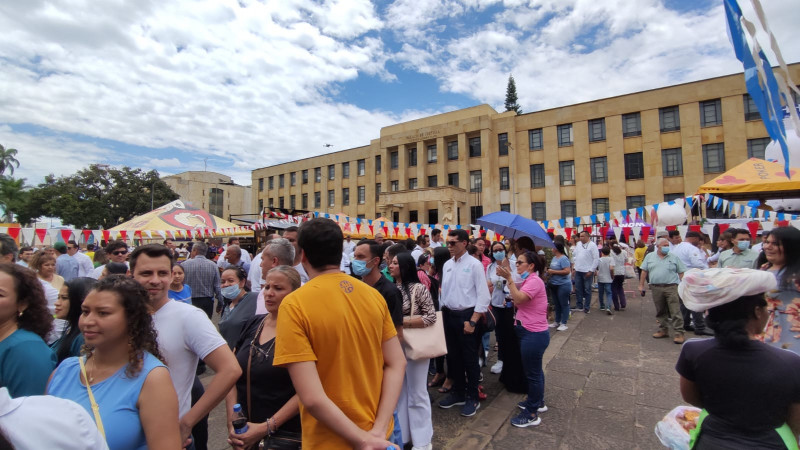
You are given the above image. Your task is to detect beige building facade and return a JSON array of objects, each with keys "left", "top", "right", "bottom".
[
  {"left": 162, "top": 171, "right": 253, "bottom": 221},
  {"left": 253, "top": 65, "right": 799, "bottom": 226}
]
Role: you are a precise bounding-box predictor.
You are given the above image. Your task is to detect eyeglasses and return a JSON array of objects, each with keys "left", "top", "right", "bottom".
[
  {"left": 112, "top": 250, "right": 128, "bottom": 256},
  {"left": 515, "top": 261, "right": 527, "bottom": 266},
  {"left": 446, "top": 241, "right": 460, "bottom": 247}
]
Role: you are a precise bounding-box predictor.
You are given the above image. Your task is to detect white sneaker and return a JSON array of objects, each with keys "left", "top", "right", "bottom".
[
  {"left": 490, "top": 360, "right": 504, "bottom": 374},
  {"left": 548, "top": 322, "right": 558, "bottom": 328},
  {"left": 412, "top": 444, "right": 432, "bottom": 450},
  {"left": 557, "top": 324, "right": 568, "bottom": 331}
]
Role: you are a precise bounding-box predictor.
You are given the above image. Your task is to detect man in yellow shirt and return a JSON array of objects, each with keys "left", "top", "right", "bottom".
[{"left": 274, "top": 218, "right": 406, "bottom": 449}]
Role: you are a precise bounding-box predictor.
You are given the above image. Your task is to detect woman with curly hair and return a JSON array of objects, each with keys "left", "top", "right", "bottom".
[
  {"left": 51, "top": 277, "right": 98, "bottom": 363},
  {"left": 48, "top": 275, "right": 181, "bottom": 450},
  {"left": 0, "top": 263, "right": 56, "bottom": 397}
]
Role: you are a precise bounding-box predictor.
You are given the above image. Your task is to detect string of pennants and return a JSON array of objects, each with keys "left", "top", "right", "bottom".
[{"left": 3, "top": 226, "right": 256, "bottom": 246}]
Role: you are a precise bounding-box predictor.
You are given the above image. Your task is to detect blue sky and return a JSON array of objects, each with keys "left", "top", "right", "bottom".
[{"left": 1, "top": 0, "right": 798, "bottom": 192}]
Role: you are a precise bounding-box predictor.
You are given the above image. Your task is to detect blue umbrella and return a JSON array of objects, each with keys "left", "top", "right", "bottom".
[{"left": 476, "top": 211, "right": 555, "bottom": 248}]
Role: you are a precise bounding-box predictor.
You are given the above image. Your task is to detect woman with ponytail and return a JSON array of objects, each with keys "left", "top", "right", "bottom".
[{"left": 676, "top": 268, "right": 800, "bottom": 449}]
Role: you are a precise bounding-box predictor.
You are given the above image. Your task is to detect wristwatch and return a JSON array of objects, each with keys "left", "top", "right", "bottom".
[{"left": 468, "top": 320, "right": 477, "bottom": 328}]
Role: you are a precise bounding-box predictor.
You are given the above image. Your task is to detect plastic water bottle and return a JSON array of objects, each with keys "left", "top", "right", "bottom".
[{"left": 232, "top": 403, "right": 249, "bottom": 434}]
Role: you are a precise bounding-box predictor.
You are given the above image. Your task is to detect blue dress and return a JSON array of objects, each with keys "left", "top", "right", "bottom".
[
  {"left": 0, "top": 328, "right": 56, "bottom": 397},
  {"left": 48, "top": 352, "right": 166, "bottom": 450}
]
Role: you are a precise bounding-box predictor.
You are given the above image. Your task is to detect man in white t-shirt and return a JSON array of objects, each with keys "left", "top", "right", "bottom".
[
  {"left": 130, "top": 244, "right": 240, "bottom": 447},
  {"left": 67, "top": 240, "right": 94, "bottom": 277}
]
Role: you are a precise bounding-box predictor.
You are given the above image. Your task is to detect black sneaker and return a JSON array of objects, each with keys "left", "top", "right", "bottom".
[
  {"left": 438, "top": 393, "right": 466, "bottom": 409},
  {"left": 460, "top": 400, "right": 480, "bottom": 417},
  {"left": 510, "top": 410, "right": 541, "bottom": 427}
]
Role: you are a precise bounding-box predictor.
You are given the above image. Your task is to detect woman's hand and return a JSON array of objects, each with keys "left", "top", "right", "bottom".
[
  {"left": 496, "top": 265, "right": 512, "bottom": 281},
  {"left": 227, "top": 422, "right": 267, "bottom": 450}
]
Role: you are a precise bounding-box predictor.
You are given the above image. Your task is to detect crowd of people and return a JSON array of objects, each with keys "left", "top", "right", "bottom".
[{"left": 0, "top": 220, "right": 798, "bottom": 449}]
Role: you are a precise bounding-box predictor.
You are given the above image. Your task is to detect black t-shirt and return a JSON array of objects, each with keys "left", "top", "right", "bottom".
[
  {"left": 234, "top": 315, "right": 302, "bottom": 433},
  {"left": 676, "top": 338, "right": 800, "bottom": 447},
  {"left": 371, "top": 274, "right": 404, "bottom": 328}
]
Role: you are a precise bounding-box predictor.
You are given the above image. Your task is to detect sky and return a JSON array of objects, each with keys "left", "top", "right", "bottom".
[{"left": 1, "top": 0, "right": 799, "bottom": 190}]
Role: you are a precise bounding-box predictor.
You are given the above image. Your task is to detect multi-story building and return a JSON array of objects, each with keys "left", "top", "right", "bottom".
[
  {"left": 252, "top": 65, "right": 799, "bottom": 225},
  {"left": 162, "top": 171, "right": 252, "bottom": 221}
]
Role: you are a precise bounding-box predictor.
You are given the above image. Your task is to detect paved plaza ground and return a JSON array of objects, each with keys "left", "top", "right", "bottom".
[{"left": 204, "top": 278, "right": 692, "bottom": 449}]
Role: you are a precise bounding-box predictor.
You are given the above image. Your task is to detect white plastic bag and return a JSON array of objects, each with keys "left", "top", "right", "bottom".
[{"left": 654, "top": 405, "right": 701, "bottom": 449}]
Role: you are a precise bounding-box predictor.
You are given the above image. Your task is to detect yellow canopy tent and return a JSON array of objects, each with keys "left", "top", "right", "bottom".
[
  {"left": 696, "top": 158, "right": 800, "bottom": 201},
  {"left": 110, "top": 200, "right": 252, "bottom": 239}
]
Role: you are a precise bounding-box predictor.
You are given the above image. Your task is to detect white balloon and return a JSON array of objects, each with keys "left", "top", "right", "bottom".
[
  {"left": 763, "top": 116, "right": 800, "bottom": 167},
  {"left": 656, "top": 201, "right": 687, "bottom": 226}
]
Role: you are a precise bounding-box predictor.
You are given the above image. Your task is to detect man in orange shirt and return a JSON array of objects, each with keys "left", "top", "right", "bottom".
[{"left": 274, "top": 218, "right": 406, "bottom": 449}]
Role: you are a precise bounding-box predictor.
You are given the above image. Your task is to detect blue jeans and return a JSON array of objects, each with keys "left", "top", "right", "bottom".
[
  {"left": 551, "top": 283, "right": 571, "bottom": 325},
  {"left": 574, "top": 271, "right": 592, "bottom": 310},
  {"left": 516, "top": 325, "right": 550, "bottom": 411},
  {"left": 597, "top": 282, "right": 612, "bottom": 309}
]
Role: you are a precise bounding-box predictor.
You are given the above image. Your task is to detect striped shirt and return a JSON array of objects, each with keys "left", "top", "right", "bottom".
[{"left": 181, "top": 256, "right": 221, "bottom": 300}]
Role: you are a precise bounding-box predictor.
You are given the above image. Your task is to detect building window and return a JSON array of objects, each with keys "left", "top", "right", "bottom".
[
  {"left": 590, "top": 157, "right": 607, "bottom": 183},
  {"left": 531, "top": 202, "right": 546, "bottom": 221},
  {"left": 428, "top": 175, "right": 438, "bottom": 187},
  {"left": 327, "top": 190, "right": 334, "bottom": 207},
  {"left": 626, "top": 195, "right": 645, "bottom": 209},
  {"left": 592, "top": 198, "right": 609, "bottom": 215},
  {"left": 427, "top": 144, "right": 437, "bottom": 163},
  {"left": 530, "top": 164, "right": 545, "bottom": 188},
  {"left": 258, "top": 199, "right": 263, "bottom": 210},
  {"left": 290, "top": 195, "right": 296, "bottom": 210},
  {"left": 302, "top": 169, "right": 308, "bottom": 184},
  {"left": 328, "top": 165, "right": 335, "bottom": 180},
  {"left": 357, "top": 159, "right": 365, "bottom": 176},
  {"left": 279, "top": 174, "right": 284, "bottom": 188},
  {"left": 703, "top": 143, "right": 726, "bottom": 173},
  {"left": 662, "top": 148, "right": 683, "bottom": 177},
  {"left": 470, "top": 206, "right": 483, "bottom": 224},
  {"left": 700, "top": 99, "right": 722, "bottom": 127},
  {"left": 342, "top": 162, "right": 350, "bottom": 178},
  {"left": 258, "top": 178, "right": 264, "bottom": 191},
  {"left": 499, "top": 167, "right": 510, "bottom": 190},
  {"left": 342, "top": 188, "right": 349, "bottom": 206},
  {"left": 447, "top": 141, "right": 458, "bottom": 160},
  {"left": 409, "top": 210, "right": 418, "bottom": 223},
  {"left": 302, "top": 193, "right": 308, "bottom": 209},
  {"left": 529, "top": 128, "right": 543, "bottom": 150},
  {"left": 498, "top": 133, "right": 509, "bottom": 156},
  {"left": 468, "top": 137, "right": 481, "bottom": 157},
  {"left": 561, "top": 200, "right": 576, "bottom": 219},
  {"left": 408, "top": 148, "right": 417, "bottom": 167},
  {"left": 500, "top": 203, "right": 511, "bottom": 212},
  {"left": 290, "top": 172, "right": 296, "bottom": 186},
  {"left": 268, "top": 198, "right": 274, "bottom": 208},
  {"left": 664, "top": 193, "right": 684, "bottom": 202},
  {"left": 448, "top": 173, "right": 459, "bottom": 187},
  {"left": 314, "top": 192, "right": 320, "bottom": 208},
  {"left": 557, "top": 124, "right": 573, "bottom": 147},
  {"left": 390, "top": 151, "right": 398, "bottom": 169},
  {"left": 428, "top": 209, "right": 438, "bottom": 224},
  {"left": 279, "top": 197, "right": 285, "bottom": 209},
  {"left": 624, "top": 152, "right": 644, "bottom": 180},
  {"left": 659, "top": 106, "right": 680, "bottom": 132},
  {"left": 622, "top": 112, "right": 642, "bottom": 137},
  {"left": 314, "top": 168, "right": 321, "bottom": 183},
  {"left": 393, "top": 211, "right": 399, "bottom": 222},
  {"left": 375, "top": 155, "right": 381, "bottom": 174},
  {"left": 409, "top": 178, "right": 418, "bottom": 189},
  {"left": 559, "top": 161, "right": 575, "bottom": 186},
  {"left": 208, "top": 188, "right": 223, "bottom": 217},
  {"left": 743, "top": 94, "right": 760, "bottom": 121},
  {"left": 469, "top": 170, "right": 482, "bottom": 192},
  {"left": 268, "top": 176, "right": 274, "bottom": 189},
  {"left": 390, "top": 180, "right": 399, "bottom": 191},
  {"left": 375, "top": 183, "right": 381, "bottom": 201},
  {"left": 748, "top": 137, "right": 769, "bottom": 159},
  {"left": 358, "top": 186, "right": 365, "bottom": 204},
  {"left": 588, "top": 118, "right": 606, "bottom": 142}
]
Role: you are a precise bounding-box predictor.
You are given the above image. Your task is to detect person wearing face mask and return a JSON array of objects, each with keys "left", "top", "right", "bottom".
[
  {"left": 217, "top": 266, "right": 259, "bottom": 349},
  {"left": 486, "top": 242, "right": 515, "bottom": 376},
  {"left": 718, "top": 228, "right": 759, "bottom": 269},
  {"left": 639, "top": 238, "right": 688, "bottom": 344},
  {"left": 547, "top": 243, "right": 572, "bottom": 330},
  {"left": 351, "top": 240, "right": 404, "bottom": 333}
]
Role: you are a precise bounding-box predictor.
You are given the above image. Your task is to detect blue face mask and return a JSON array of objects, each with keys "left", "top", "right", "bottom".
[
  {"left": 660, "top": 247, "right": 670, "bottom": 255},
  {"left": 737, "top": 240, "right": 750, "bottom": 251},
  {"left": 520, "top": 272, "right": 530, "bottom": 280},
  {"left": 493, "top": 251, "right": 505, "bottom": 261},
  {"left": 351, "top": 259, "right": 371, "bottom": 277},
  {"left": 221, "top": 284, "right": 241, "bottom": 299}
]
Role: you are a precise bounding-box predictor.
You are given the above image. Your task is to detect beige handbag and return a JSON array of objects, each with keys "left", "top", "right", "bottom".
[{"left": 401, "top": 290, "right": 447, "bottom": 360}]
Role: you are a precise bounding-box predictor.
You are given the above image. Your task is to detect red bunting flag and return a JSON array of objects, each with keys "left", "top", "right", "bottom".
[
  {"left": 355, "top": 224, "right": 361, "bottom": 234},
  {"left": 119, "top": 230, "right": 128, "bottom": 241},
  {"left": 777, "top": 220, "right": 789, "bottom": 227},
  {"left": 368, "top": 225, "right": 374, "bottom": 235},
  {"left": 746, "top": 221, "right": 760, "bottom": 238},
  {"left": 718, "top": 223, "right": 730, "bottom": 234},
  {"left": 35, "top": 228, "right": 47, "bottom": 243},
  {"left": 641, "top": 226, "right": 651, "bottom": 239},
  {"left": 565, "top": 228, "right": 573, "bottom": 240},
  {"left": 60, "top": 229, "right": 73, "bottom": 243},
  {"left": 7, "top": 227, "right": 20, "bottom": 240},
  {"left": 622, "top": 227, "right": 631, "bottom": 242},
  {"left": 82, "top": 229, "right": 92, "bottom": 242},
  {"left": 599, "top": 227, "right": 609, "bottom": 239},
  {"left": 102, "top": 230, "right": 111, "bottom": 242},
  {"left": 689, "top": 225, "right": 701, "bottom": 233},
  {"left": 666, "top": 226, "right": 676, "bottom": 231}
]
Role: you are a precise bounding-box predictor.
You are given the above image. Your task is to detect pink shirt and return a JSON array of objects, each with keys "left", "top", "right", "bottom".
[{"left": 516, "top": 274, "right": 549, "bottom": 332}]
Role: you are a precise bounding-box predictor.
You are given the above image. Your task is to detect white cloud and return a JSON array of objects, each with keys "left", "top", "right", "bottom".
[{"left": 149, "top": 158, "right": 182, "bottom": 168}]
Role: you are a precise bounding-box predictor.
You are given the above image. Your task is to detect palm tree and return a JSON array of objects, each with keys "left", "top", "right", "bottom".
[
  {"left": 0, "top": 177, "right": 26, "bottom": 222},
  {"left": 0, "top": 145, "right": 20, "bottom": 177}
]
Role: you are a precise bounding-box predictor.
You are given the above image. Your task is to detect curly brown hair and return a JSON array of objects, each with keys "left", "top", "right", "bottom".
[
  {"left": 28, "top": 251, "right": 55, "bottom": 273},
  {"left": 84, "top": 275, "right": 165, "bottom": 377},
  {"left": 0, "top": 264, "right": 53, "bottom": 340}
]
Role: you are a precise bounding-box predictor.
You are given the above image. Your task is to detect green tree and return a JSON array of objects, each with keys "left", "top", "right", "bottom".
[
  {"left": 0, "top": 145, "right": 20, "bottom": 177},
  {"left": 504, "top": 75, "right": 522, "bottom": 115},
  {"left": 19, "top": 165, "right": 179, "bottom": 229},
  {"left": 0, "top": 177, "right": 28, "bottom": 222}
]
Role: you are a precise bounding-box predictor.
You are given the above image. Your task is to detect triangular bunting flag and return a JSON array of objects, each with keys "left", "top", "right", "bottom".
[
  {"left": 718, "top": 223, "right": 730, "bottom": 234},
  {"left": 622, "top": 227, "right": 632, "bottom": 243},
  {"left": 48, "top": 228, "right": 60, "bottom": 242},
  {"left": 21, "top": 228, "right": 34, "bottom": 245},
  {"left": 7, "top": 227, "right": 20, "bottom": 240},
  {"left": 677, "top": 225, "right": 689, "bottom": 241},
  {"left": 632, "top": 226, "right": 642, "bottom": 241},
  {"left": 641, "top": 226, "right": 651, "bottom": 239},
  {"left": 611, "top": 227, "right": 621, "bottom": 241},
  {"left": 762, "top": 221, "right": 775, "bottom": 232},
  {"left": 747, "top": 221, "right": 760, "bottom": 238},
  {"left": 35, "top": 228, "right": 47, "bottom": 244},
  {"left": 81, "top": 229, "right": 92, "bottom": 243},
  {"left": 102, "top": 230, "right": 111, "bottom": 242}
]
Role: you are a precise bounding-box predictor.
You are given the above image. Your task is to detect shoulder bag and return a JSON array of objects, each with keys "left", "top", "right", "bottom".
[
  {"left": 79, "top": 357, "right": 106, "bottom": 440},
  {"left": 401, "top": 286, "right": 447, "bottom": 360}
]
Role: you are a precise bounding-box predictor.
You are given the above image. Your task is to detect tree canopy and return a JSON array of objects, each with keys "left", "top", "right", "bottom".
[
  {"left": 504, "top": 75, "right": 522, "bottom": 115},
  {"left": 0, "top": 145, "right": 20, "bottom": 177},
  {"left": 17, "top": 164, "right": 179, "bottom": 228}
]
